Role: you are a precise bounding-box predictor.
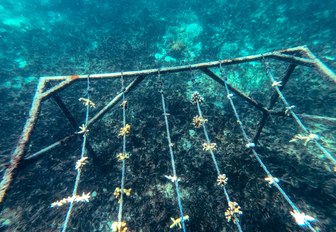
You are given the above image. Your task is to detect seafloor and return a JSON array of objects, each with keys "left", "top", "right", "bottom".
[{"left": 0, "top": 0, "right": 335, "bottom": 232}]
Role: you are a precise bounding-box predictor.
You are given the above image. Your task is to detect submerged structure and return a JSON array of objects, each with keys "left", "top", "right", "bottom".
[{"left": 0, "top": 46, "right": 335, "bottom": 231}]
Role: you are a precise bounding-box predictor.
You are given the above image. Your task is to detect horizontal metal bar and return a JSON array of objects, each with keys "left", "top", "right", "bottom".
[
  {"left": 269, "top": 53, "right": 315, "bottom": 66},
  {"left": 40, "top": 47, "right": 311, "bottom": 82}
]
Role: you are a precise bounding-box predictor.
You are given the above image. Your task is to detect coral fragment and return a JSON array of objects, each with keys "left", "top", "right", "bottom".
[
  {"left": 118, "top": 124, "right": 131, "bottom": 137},
  {"left": 114, "top": 187, "right": 132, "bottom": 203},
  {"left": 164, "top": 175, "right": 180, "bottom": 183},
  {"left": 264, "top": 175, "right": 279, "bottom": 186},
  {"left": 76, "top": 156, "right": 88, "bottom": 170},
  {"left": 191, "top": 92, "right": 204, "bottom": 104},
  {"left": 111, "top": 221, "right": 127, "bottom": 232},
  {"left": 272, "top": 81, "right": 282, "bottom": 87},
  {"left": 202, "top": 142, "right": 217, "bottom": 152},
  {"left": 290, "top": 133, "right": 319, "bottom": 146},
  {"left": 225, "top": 201, "right": 242, "bottom": 223},
  {"left": 169, "top": 215, "right": 189, "bottom": 229},
  {"left": 290, "top": 210, "right": 316, "bottom": 226},
  {"left": 79, "top": 98, "right": 95, "bottom": 108},
  {"left": 217, "top": 174, "right": 228, "bottom": 186},
  {"left": 120, "top": 100, "right": 128, "bottom": 109},
  {"left": 51, "top": 192, "right": 91, "bottom": 208},
  {"left": 76, "top": 124, "right": 89, "bottom": 135},
  {"left": 116, "top": 153, "right": 130, "bottom": 161},
  {"left": 192, "top": 115, "right": 208, "bottom": 128}
]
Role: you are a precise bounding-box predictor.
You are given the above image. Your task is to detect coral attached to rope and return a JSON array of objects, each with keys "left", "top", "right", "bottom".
[
  {"left": 52, "top": 75, "right": 94, "bottom": 232},
  {"left": 112, "top": 74, "right": 132, "bottom": 232},
  {"left": 262, "top": 57, "right": 336, "bottom": 169},
  {"left": 218, "top": 63, "right": 317, "bottom": 232},
  {"left": 51, "top": 192, "right": 91, "bottom": 208},
  {"left": 158, "top": 71, "right": 188, "bottom": 232},
  {"left": 189, "top": 70, "right": 243, "bottom": 232}
]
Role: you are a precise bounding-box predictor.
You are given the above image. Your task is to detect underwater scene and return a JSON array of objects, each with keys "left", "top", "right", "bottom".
[{"left": 0, "top": 0, "right": 335, "bottom": 231}]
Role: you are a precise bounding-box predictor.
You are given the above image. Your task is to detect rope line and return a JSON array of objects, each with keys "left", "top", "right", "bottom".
[
  {"left": 159, "top": 71, "right": 187, "bottom": 232},
  {"left": 62, "top": 75, "right": 91, "bottom": 232},
  {"left": 262, "top": 58, "right": 336, "bottom": 166},
  {"left": 117, "top": 73, "right": 127, "bottom": 229},
  {"left": 218, "top": 64, "right": 317, "bottom": 232},
  {"left": 189, "top": 69, "right": 243, "bottom": 232}
]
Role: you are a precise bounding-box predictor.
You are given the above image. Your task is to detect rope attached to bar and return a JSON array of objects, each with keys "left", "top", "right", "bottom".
[
  {"left": 62, "top": 75, "right": 92, "bottom": 232},
  {"left": 158, "top": 71, "right": 187, "bottom": 232},
  {"left": 189, "top": 69, "right": 243, "bottom": 232},
  {"left": 116, "top": 73, "right": 127, "bottom": 230},
  {"left": 262, "top": 57, "right": 336, "bottom": 167},
  {"left": 219, "top": 63, "right": 317, "bottom": 232}
]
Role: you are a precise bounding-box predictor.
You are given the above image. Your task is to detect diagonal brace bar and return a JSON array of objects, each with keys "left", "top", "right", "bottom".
[
  {"left": 51, "top": 91, "right": 79, "bottom": 130},
  {"left": 24, "top": 135, "right": 74, "bottom": 161},
  {"left": 88, "top": 75, "right": 146, "bottom": 126},
  {"left": 23, "top": 90, "right": 98, "bottom": 163},
  {"left": 253, "top": 63, "right": 297, "bottom": 142},
  {"left": 50, "top": 90, "right": 98, "bottom": 162},
  {"left": 22, "top": 75, "right": 146, "bottom": 163},
  {"left": 201, "top": 68, "right": 269, "bottom": 113},
  {"left": 300, "top": 46, "right": 336, "bottom": 83}
]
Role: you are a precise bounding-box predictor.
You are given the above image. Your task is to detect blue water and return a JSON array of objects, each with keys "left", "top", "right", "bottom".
[{"left": 0, "top": 0, "right": 335, "bottom": 231}]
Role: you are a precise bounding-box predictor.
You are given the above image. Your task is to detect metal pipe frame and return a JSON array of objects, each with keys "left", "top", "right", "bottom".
[
  {"left": 1, "top": 45, "right": 335, "bottom": 206},
  {"left": 253, "top": 63, "right": 297, "bottom": 142}
]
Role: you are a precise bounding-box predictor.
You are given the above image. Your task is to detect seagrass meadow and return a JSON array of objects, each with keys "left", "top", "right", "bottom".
[{"left": 0, "top": 1, "right": 335, "bottom": 232}]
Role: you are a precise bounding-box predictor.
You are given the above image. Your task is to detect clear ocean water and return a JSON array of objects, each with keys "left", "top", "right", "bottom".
[{"left": 0, "top": 0, "right": 335, "bottom": 231}]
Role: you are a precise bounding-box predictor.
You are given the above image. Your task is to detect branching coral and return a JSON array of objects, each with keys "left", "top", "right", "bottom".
[
  {"left": 224, "top": 201, "right": 243, "bottom": 223},
  {"left": 79, "top": 98, "right": 96, "bottom": 108},
  {"left": 114, "top": 187, "right": 132, "bottom": 203},
  {"left": 217, "top": 174, "right": 228, "bottom": 186},
  {"left": 118, "top": 124, "right": 131, "bottom": 137},
  {"left": 111, "top": 221, "right": 127, "bottom": 232},
  {"left": 192, "top": 115, "right": 207, "bottom": 128},
  {"left": 290, "top": 133, "right": 319, "bottom": 146},
  {"left": 202, "top": 142, "right": 217, "bottom": 152},
  {"left": 116, "top": 152, "right": 130, "bottom": 161},
  {"left": 191, "top": 92, "right": 204, "bottom": 104},
  {"left": 51, "top": 192, "right": 91, "bottom": 208}
]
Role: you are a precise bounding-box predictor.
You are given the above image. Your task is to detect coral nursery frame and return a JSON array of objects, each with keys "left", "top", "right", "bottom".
[{"left": 1, "top": 45, "right": 335, "bottom": 231}]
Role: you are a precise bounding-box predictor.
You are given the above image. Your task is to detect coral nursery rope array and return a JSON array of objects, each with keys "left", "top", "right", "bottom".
[
  {"left": 112, "top": 74, "right": 132, "bottom": 232},
  {"left": 262, "top": 57, "right": 336, "bottom": 166},
  {"left": 56, "top": 75, "right": 93, "bottom": 232},
  {"left": 0, "top": 46, "right": 335, "bottom": 231},
  {"left": 189, "top": 70, "right": 243, "bottom": 232},
  {"left": 218, "top": 63, "right": 318, "bottom": 231}
]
